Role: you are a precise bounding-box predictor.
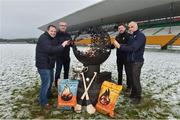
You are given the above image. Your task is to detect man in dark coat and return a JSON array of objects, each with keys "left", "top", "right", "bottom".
[
  {"left": 54, "top": 22, "right": 72, "bottom": 87},
  {"left": 36, "top": 25, "right": 70, "bottom": 108},
  {"left": 111, "top": 24, "right": 132, "bottom": 90}
]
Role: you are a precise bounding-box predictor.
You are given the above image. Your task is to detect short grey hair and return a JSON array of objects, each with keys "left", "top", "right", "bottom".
[{"left": 129, "top": 21, "right": 138, "bottom": 30}]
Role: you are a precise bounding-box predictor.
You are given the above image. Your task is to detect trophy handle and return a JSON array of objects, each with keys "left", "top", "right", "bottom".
[{"left": 82, "top": 67, "right": 88, "bottom": 73}]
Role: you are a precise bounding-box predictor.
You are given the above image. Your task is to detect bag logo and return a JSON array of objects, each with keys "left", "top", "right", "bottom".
[
  {"left": 100, "top": 89, "right": 110, "bottom": 105},
  {"left": 61, "top": 84, "right": 73, "bottom": 101}
]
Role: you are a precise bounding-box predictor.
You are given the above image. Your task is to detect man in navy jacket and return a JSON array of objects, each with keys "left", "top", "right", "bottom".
[
  {"left": 36, "top": 25, "right": 70, "bottom": 109},
  {"left": 113, "top": 21, "right": 146, "bottom": 104}
]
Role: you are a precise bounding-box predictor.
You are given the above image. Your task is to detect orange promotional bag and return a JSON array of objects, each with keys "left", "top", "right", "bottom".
[
  {"left": 96, "top": 81, "right": 122, "bottom": 117},
  {"left": 58, "top": 79, "right": 79, "bottom": 108}
]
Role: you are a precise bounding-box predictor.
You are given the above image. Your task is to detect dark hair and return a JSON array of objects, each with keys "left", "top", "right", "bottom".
[
  {"left": 118, "top": 23, "right": 126, "bottom": 27},
  {"left": 47, "top": 25, "right": 56, "bottom": 30}
]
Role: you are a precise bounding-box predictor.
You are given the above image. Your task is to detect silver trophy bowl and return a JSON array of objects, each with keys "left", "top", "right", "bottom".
[{"left": 72, "top": 66, "right": 88, "bottom": 80}]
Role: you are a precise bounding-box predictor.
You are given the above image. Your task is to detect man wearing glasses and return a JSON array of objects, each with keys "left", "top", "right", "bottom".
[
  {"left": 54, "top": 22, "right": 72, "bottom": 87},
  {"left": 113, "top": 21, "right": 146, "bottom": 104}
]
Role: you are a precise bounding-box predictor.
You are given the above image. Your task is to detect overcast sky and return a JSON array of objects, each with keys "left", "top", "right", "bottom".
[{"left": 0, "top": 0, "right": 102, "bottom": 39}]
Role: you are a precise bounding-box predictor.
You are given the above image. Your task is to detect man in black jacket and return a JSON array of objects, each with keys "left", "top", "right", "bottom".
[
  {"left": 54, "top": 22, "right": 72, "bottom": 87},
  {"left": 113, "top": 21, "right": 146, "bottom": 104},
  {"left": 36, "top": 25, "right": 70, "bottom": 108},
  {"left": 111, "top": 24, "right": 131, "bottom": 90}
]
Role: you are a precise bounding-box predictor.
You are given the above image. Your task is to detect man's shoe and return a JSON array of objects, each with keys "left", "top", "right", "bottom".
[
  {"left": 129, "top": 94, "right": 135, "bottom": 99},
  {"left": 125, "top": 88, "right": 131, "bottom": 93},
  {"left": 42, "top": 104, "right": 52, "bottom": 111},
  {"left": 130, "top": 98, "right": 141, "bottom": 104}
]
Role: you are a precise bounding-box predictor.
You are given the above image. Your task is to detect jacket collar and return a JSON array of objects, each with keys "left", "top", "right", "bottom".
[
  {"left": 133, "top": 30, "right": 140, "bottom": 35},
  {"left": 119, "top": 31, "right": 127, "bottom": 36}
]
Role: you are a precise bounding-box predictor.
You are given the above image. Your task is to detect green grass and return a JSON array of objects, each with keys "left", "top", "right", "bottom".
[{"left": 10, "top": 79, "right": 180, "bottom": 119}]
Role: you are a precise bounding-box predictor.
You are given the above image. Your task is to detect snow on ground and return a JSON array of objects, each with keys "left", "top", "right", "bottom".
[
  {"left": 0, "top": 44, "right": 180, "bottom": 118},
  {"left": 0, "top": 44, "right": 37, "bottom": 118}
]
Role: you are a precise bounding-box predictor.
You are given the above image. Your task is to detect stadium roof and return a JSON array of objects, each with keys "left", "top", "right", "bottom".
[{"left": 39, "top": 0, "right": 180, "bottom": 32}]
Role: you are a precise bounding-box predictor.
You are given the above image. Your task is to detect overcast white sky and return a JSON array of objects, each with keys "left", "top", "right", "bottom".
[{"left": 0, "top": 0, "right": 102, "bottom": 39}]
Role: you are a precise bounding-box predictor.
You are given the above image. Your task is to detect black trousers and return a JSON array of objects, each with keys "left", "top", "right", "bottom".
[
  {"left": 55, "top": 58, "right": 70, "bottom": 80},
  {"left": 117, "top": 58, "right": 131, "bottom": 88},
  {"left": 125, "top": 63, "right": 132, "bottom": 89},
  {"left": 129, "top": 62, "right": 143, "bottom": 98}
]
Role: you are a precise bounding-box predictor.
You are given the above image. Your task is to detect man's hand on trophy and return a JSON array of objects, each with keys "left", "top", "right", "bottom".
[{"left": 113, "top": 40, "right": 120, "bottom": 48}]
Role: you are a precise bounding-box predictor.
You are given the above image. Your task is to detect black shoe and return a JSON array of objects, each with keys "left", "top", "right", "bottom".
[
  {"left": 129, "top": 94, "right": 135, "bottom": 99},
  {"left": 130, "top": 98, "right": 141, "bottom": 104},
  {"left": 125, "top": 88, "right": 131, "bottom": 93}
]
